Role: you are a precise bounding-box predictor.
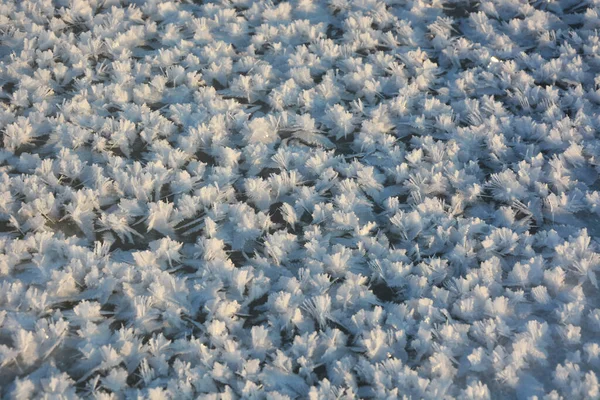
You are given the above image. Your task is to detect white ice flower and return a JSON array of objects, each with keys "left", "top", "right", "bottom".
[
  {"left": 146, "top": 201, "right": 181, "bottom": 236},
  {"left": 301, "top": 295, "right": 331, "bottom": 330},
  {"left": 482, "top": 227, "right": 519, "bottom": 256}
]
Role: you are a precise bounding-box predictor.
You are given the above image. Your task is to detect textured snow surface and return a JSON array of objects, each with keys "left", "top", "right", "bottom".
[{"left": 2, "top": 0, "right": 600, "bottom": 398}]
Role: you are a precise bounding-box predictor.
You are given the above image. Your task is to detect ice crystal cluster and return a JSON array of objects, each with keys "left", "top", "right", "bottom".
[{"left": 2, "top": 0, "right": 600, "bottom": 398}]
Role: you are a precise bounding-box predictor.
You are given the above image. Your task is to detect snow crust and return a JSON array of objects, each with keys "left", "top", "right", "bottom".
[{"left": 1, "top": 0, "right": 600, "bottom": 398}]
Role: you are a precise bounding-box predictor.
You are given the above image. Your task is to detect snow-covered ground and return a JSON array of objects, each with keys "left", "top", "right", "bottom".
[{"left": 1, "top": 0, "right": 600, "bottom": 398}]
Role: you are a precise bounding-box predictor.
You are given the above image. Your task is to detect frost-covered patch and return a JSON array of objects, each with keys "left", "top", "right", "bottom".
[{"left": 1, "top": 0, "right": 600, "bottom": 398}]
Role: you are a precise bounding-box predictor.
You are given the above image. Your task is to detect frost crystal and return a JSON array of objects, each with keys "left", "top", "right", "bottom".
[{"left": 1, "top": 0, "right": 600, "bottom": 398}]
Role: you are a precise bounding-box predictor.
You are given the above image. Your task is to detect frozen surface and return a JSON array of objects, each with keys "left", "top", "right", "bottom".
[{"left": 1, "top": 0, "right": 600, "bottom": 398}]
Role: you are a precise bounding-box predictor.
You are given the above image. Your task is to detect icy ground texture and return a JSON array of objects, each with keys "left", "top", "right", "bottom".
[{"left": 2, "top": 0, "right": 600, "bottom": 398}]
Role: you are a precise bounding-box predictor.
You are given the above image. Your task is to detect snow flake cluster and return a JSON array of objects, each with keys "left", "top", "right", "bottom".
[{"left": 1, "top": 0, "right": 600, "bottom": 398}]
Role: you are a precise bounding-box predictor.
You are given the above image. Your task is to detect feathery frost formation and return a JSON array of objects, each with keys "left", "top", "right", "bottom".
[{"left": 1, "top": 0, "right": 600, "bottom": 398}]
